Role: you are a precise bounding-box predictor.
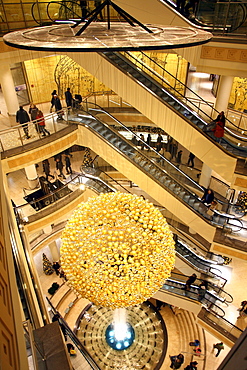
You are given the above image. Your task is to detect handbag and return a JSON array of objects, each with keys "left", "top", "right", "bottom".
[{"left": 70, "top": 349, "right": 76, "bottom": 356}]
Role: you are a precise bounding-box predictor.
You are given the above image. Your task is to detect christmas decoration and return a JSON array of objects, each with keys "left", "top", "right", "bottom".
[
  {"left": 42, "top": 253, "right": 54, "bottom": 275},
  {"left": 61, "top": 192, "right": 175, "bottom": 308},
  {"left": 82, "top": 148, "right": 93, "bottom": 168}
]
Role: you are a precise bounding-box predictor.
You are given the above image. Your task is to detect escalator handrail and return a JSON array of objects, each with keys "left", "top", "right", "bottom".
[
  {"left": 170, "top": 271, "right": 233, "bottom": 303},
  {"left": 162, "top": 278, "right": 226, "bottom": 317},
  {"left": 46, "top": 297, "right": 102, "bottom": 370},
  {"left": 124, "top": 50, "right": 247, "bottom": 138}
]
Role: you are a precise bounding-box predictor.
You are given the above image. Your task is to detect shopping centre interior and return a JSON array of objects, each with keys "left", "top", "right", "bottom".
[{"left": 1, "top": 0, "right": 247, "bottom": 369}]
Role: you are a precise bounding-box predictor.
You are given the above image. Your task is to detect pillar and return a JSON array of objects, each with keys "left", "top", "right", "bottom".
[
  {"left": 214, "top": 75, "right": 234, "bottom": 117},
  {"left": 25, "top": 164, "right": 39, "bottom": 190},
  {"left": 199, "top": 163, "right": 212, "bottom": 189},
  {"left": 0, "top": 64, "right": 19, "bottom": 117},
  {"left": 49, "top": 241, "right": 60, "bottom": 262}
]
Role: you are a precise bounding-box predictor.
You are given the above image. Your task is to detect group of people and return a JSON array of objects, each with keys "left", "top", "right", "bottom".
[
  {"left": 42, "top": 153, "right": 73, "bottom": 181},
  {"left": 16, "top": 104, "right": 50, "bottom": 139},
  {"left": 169, "top": 352, "right": 198, "bottom": 369},
  {"left": 170, "top": 339, "right": 224, "bottom": 368}
]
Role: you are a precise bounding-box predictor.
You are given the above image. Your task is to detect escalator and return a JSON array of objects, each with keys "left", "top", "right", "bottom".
[
  {"left": 69, "top": 106, "right": 244, "bottom": 241},
  {"left": 101, "top": 51, "right": 247, "bottom": 159},
  {"left": 161, "top": 0, "right": 247, "bottom": 35}
]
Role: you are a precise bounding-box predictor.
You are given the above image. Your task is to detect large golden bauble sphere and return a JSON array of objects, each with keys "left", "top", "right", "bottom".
[{"left": 61, "top": 192, "right": 175, "bottom": 308}]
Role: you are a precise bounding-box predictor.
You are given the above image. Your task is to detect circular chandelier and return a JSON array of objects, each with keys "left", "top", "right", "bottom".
[
  {"left": 3, "top": 0, "right": 212, "bottom": 52},
  {"left": 61, "top": 192, "right": 175, "bottom": 308}
]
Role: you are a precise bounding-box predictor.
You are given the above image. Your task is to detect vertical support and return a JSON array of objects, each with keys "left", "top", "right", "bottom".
[
  {"left": 0, "top": 64, "right": 19, "bottom": 118},
  {"left": 49, "top": 241, "right": 60, "bottom": 262},
  {"left": 214, "top": 75, "right": 234, "bottom": 118},
  {"left": 25, "top": 164, "right": 39, "bottom": 190},
  {"left": 199, "top": 163, "right": 212, "bottom": 189}
]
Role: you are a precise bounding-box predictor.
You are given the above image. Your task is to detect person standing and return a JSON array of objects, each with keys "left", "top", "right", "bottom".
[
  {"left": 64, "top": 154, "right": 72, "bottom": 175},
  {"left": 16, "top": 106, "right": 30, "bottom": 139},
  {"left": 50, "top": 90, "right": 57, "bottom": 112},
  {"left": 176, "top": 150, "right": 183, "bottom": 167},
  {"left": 187, "top": 152, "right": 195, "bottom": 168},
  {"left": 156, "top": 133, "right": 163, "bottom": 152},
  {"left": 183, "top": 273, "right": 197, "bottom": 291},
  {"left": 213, "top": 342, "right": 224, "bottom": 357},
  {"left": 42, "top": 159, "right": 54, "bottom": 181},
  {"left": 56, "top": 158, "right": 66, "bottom": 179},
  {"left": 65, "top": 87, "right": 73, "bottom": 109},
  {"left": 29, "top": 103, "right": 39, "bottom": 133},
  {"left": 146, "top": 133, "right": 152, "bottom": 150},
  {"left": 237, "top": 300, "right": 247, "bottom": 318},
  {"left": 198, "top": 280, "right": 208, "bottom": 301},
  {"left": 37, "top": 110, "right": 50, "bottom": 136},
  {"left": 53, "top": 95, "right": 64, "bottom": 120},
  {"left": 201, "top": 189, "right": 214, "bottom": 206},
  {"left": 184, "top": 361, "right": 198, "bottom": 370}
]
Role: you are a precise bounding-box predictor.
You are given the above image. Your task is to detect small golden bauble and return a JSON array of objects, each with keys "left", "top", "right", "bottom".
[{"left": 61, "top": 192, "right": 175, "bottom": 309}]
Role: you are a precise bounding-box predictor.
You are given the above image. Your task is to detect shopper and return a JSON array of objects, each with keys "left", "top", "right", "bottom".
[
  {"left": 29, "top": 103, "right": 39, "bottom": 133},
  {"left": 37, "top": 110, "right": 50, "bottom": 136},
  {"left": 183, "top": 273, "right": 197, "bottom": 291},
  {"left": 16, "top": 106, "right": 30, "bottom": 139},
  {"left": 65, "top": 87, "right": 73, "bottom": 108},
  {"left": 237, "top": 300, "right": 247, "bottom": 318},
  {"left": 56, "top": 158, "right": 66, "bottom": 179},
  {"left": 42, "top": 159, "right": 54, "bottom": 181},
  {"left": 64, "top": 154, "right": 72, "bottom": 175},
  {"left": 198, "top": 280, "right": 208, "bottom": 301},
  {"left": 176, "top": 150, "right": 183, "bottom": 167},
  {"left": 184, "top": 361, "right": 198, "bottom": 370},
  {"left": 169, "top": 353, "right": 184, "bottom": 369},
  {"left": 213, "top": 342, "right": 224, "bottom": 357},
  {"left": 52, "top": 261, "right": 60, "bottom": 276},
  {"left": 187, "top": 152, "right": 195, "bottom": 168},
  {"left": 201, "top": 188, "right": 214, "bottom": 207},
  {"left": 53, "top": 95, "right": 64, "bottom": 120},
  {"left": 50, "top": 90, "right": 57, "bottom": 112}
]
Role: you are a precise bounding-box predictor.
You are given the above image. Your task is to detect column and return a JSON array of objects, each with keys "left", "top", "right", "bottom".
[
  {"left": 25, "top": 164, "right": 39, "bottom": 190},
  {"left": 49, "top": 241, "right": 60, "bottom": 262},
  {"left": 199, "top": 163, "right": 212, "bottom": 189},
  {"left": 214, "top": 75, "right": 234, "bottom": 117},
  {"left": 0, "top": 64, "right": 19, "bottom": 117}
]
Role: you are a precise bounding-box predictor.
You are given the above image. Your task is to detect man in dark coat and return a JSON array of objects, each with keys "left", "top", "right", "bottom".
[
  {"left": 16, "top": 106, "right": 30, "bottom": 139},
  {"left": 64, "top": 154, "right": 72, "bottom": 175},
  {"left": 56, "top": 158, "right": 66, "bottom": 179},
  {"left": 65, "top": 88, "right": 73, "bottom": 108},
  {"left": 53, "top": 95, "right": 63, "bottom": 120}
]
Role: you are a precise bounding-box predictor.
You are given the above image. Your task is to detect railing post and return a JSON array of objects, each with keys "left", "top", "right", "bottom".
[
  {"left": 18, "top": 127, "right": 24, "bottom": 147},
  {"left": 52, "top": 114, "right": 56, "bottom": 133}
]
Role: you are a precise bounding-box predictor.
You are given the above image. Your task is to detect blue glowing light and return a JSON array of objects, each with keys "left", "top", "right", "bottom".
[{"left": 105, "top": 323, "right": 135, "bottom": 351}]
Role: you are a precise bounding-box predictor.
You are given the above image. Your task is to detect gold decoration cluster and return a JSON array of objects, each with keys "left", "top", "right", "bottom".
[{"left": 61, "top": 192, "right": 175, "bottom": 308}]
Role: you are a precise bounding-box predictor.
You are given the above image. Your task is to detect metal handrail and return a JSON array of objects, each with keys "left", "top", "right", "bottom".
[
  {"left": 124, "top": 50, "right": 247, "bottom": 138},
  {"left": 46, "top": 297, "right": 102, "bottom": 370}
]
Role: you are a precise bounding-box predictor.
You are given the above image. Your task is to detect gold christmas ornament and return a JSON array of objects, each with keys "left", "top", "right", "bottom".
[{"left": 61, "top": 192, "right": 175, "bottom": 308}]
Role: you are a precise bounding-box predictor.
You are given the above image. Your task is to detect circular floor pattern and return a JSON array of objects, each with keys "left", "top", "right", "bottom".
[{"left": 76, "top": 301, "right": 167, "bottom": 369}]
